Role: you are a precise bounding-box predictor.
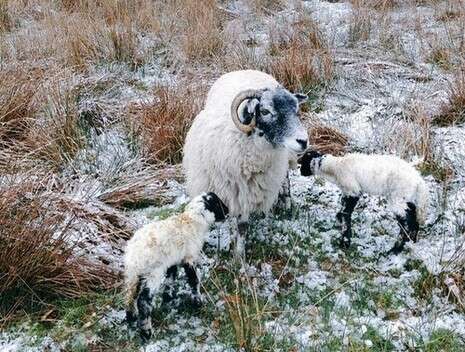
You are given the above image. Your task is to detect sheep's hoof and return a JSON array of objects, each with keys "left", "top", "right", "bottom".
[{"left": 139, "top": 328, "right": 152, "bottom": 344}]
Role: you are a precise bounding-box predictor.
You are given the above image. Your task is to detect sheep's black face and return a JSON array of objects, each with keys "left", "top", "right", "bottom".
[
  {"left": 298, "top": 150, "right": 322, "bottom": 176},
  {"left": 242, "top": 88, "right": 308, "bottom": 153},
  {"left": 202, "top": 192, "right": 229, "bottom": 222}
]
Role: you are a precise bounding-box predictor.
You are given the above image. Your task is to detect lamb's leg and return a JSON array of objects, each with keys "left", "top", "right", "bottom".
[
  {"left": 182, "top": 263, "right": 202, "bottom": 308},
  {"left": 336, "top": 195, "right": 359, "bottom": 249},
  {"left": 136, "top": 274, "right": 161, "bottom": 343},
  {"left": 125, "top": 276, "right": 141, "bottom": 331},
  {"left": 162, "top": 265, "right": 178, "bottom": 303},
  {"left": 389, "top": 202, "right": 419, "bottom": 255}
]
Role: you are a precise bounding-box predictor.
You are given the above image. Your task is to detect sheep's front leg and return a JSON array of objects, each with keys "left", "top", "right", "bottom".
[
  {"left": 389, "top": 202, "right": 419, "bottom": 255},
  {"left": 182, "top": 263, "right": 202, "bottom": 308},
  {"left": 336, "top": 195, "right": 359, "bottom": 249},
  {"left": 162, "top": 265, "right": 178, "bottom": 303},
  {"left": 276, "top": 171, "right": 292, "bottom": 211},
  {"left": 229, "top": 216, "right": 246, "bottom": 260}
]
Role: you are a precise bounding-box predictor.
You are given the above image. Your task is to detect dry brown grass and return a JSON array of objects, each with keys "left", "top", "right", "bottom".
[
  {"left": 29, "top": 81, "right": 86, "bottom": 168},
  {"left": 0, "top": 0, "right": 162, "bottom": 69},
  {"left": 0, "top": 1, "right": 12, "bottom": 33},
  {"left": 0, "top": 64, "right": 44, "bottom": 145},
  {"left": 250, "top": 0, "right": 285, "bottom": 15},
  {"left": 128, "top": 83, "right": 203, "bottom": 164},
  {"left": 308, "top": 121, "right": 349, "bottom": 156},
  {"left": 0, "top": 176, "right": 116, "bottom": 320},
  {"left": 348, "top": 0, "right": 373, "bottom": 44},
  {"left": 180, "top": 0, "right": 224, "bottom": 62},
  {"left": 434, "top": 68, "right": 465, "bottom": 126},
  {"left": 267, "top": 12, "right": 334, "bottom": 93},
  {"left": 98, "top": 165, "right": 182, "bottom": 209}
]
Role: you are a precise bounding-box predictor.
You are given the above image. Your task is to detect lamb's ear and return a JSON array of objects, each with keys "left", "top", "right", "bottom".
[
  {"left": 239, "top": 98, "right": 260, "bottom": 125},
  {"left": 294, "top": 93, "right": 308, "bottom": 105}
]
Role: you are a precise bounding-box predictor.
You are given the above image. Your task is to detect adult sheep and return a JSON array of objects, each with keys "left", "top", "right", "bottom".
[{"left": 182, "top": 70, "right": 308, "bottom": 255}]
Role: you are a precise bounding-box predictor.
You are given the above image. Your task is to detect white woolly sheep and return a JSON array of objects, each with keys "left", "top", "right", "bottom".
[
  {"left": 124, "top": 192, "right": 228, "bottom": 342},
  {"left": 182, "top": 70, "right": 308, "bottom": 255},
  {"left": 299, "top": 151, "right": 429, "bottom": 254}
]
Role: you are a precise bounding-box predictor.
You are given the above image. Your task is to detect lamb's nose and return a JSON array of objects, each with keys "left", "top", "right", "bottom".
[{"left": 296, "top": 139, "right": 307, "bottom": 150}]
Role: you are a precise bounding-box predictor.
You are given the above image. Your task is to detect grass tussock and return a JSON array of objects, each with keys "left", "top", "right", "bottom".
[
  {"left": 0, "top": 65, "right": 44, "bottom": 145},
  {"left": 250, "top": 0, "right": 285, "bottom": 15},
  {"left": 128, "top": 83, "right": 203, "bottom": 164},
  {"left": 0, "top": 1, "right": 12, "bottom": 32},
  {"left": 180, "top": 0, "right": 224, "bottom": 62},
  {"left": 98, "top": 165, "right": 182, "bottom": 209},
  {"left": 308, "top": 121, "right": 349, "bottom": 156},
  {"left": 268, "top": 12, "right": 334, "bottom": 93},
  {"left": 434, "top": 69, "right": 465, "bottom": 126},
  {"left": 0, "top": 176, "right": 116, "bottom": 322},
  {"left": 29, "top": 81, "right": 86, "bottom": 168},
  {"left": 348, "top": 0, "right": 373, "bottom": 44}
]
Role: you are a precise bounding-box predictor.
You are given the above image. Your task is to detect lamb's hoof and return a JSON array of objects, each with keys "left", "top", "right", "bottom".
[
  {"left": 338, "top": 237, "right": 351, "bottom": 249},
  {"left": 387, "top": 242, "right": 404, "bottom": 255},
  {"left": 190, "top": 295, "right": 203, "bottom": 309},
  {"left": 162, "top": 291, "right": 177, "bottom": 304},
  {"left": 139, "top": 328, "right": 152, "bottom": 344},
  {"left": 125, "top": 311, "right": 138, "bottom": 330}
]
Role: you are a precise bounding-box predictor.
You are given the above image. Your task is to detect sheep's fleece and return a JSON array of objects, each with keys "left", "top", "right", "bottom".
[{"left": 183, "top": 70, "right": 296, "bottom": 220}]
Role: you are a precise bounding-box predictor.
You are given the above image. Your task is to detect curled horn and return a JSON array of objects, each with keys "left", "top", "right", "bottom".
[{"left": 230, "top": 89, "right": 262, "bottom": 133}]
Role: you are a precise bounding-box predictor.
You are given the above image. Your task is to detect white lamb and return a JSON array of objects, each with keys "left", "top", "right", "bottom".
[
  {"left": 298, "top": 151, "right": 429, "bottom": 254},
  {"left": 124, "top": 192, "right": 228, "bottom": 342},
  {"left": 183, "top": 70, "right": 308, "bottom": 255}
]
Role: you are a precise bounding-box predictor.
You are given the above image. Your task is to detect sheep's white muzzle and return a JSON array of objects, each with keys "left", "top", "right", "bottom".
[{"left": 283, "top": 128, "right": 308, "bottom": 154}]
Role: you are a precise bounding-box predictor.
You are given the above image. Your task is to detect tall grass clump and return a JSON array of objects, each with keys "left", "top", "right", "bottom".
[
  {"left": 0, "top": 65, "right": 43, "bottom": 145},
  {"left": 179, "top": 0, "right": 225, "bottom": 62},
  {"left": 129, "top": 83, "right": 203, "bottom": 164},
  {"left": 434, "top": 69, "right": 465, "bottom": 126},
  {"left": 27, "top": 81, "right": 86, "bottom": 168},
  {"left": 267, "top": 11, "right": 334, "bottom": 93},
  {"left": 0, "top": 176, "right": 115, "bottom": 322}
]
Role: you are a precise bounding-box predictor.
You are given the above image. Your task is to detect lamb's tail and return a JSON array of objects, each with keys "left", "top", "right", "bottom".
[{"left": 415, "top": 180, "right": 429, "bottom": 225}]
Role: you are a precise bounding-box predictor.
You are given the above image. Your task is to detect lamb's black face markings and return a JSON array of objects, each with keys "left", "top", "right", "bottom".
[
  {"left": 202, "top": 192, "right": 229, "bottom": 222},
  {"left": 336, "top": 195, "right": 359, "bottom": 248},
  {"left": 389, "top": 202, "right": 419, "bottom": 255},
  {"left": 298, "top": 150, "right": 323, "bottom": 176}
]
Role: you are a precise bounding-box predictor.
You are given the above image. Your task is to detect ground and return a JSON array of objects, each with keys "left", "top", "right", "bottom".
[{"left": 1, "top": 0, "right": 465, "bottom": 351}]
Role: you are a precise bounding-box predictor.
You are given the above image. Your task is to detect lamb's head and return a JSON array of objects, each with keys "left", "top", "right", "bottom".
[
  {"left": 298, "top": 150, "right": 323, "bottom": 176},
  {"left": 231, "top": 87, "right": 308, "bottom": 154},
  {"left": 188, "top": 192, "right": 229, "bottom": 223}
]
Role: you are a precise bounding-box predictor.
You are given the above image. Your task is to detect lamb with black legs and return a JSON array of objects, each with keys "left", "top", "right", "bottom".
[
  {"left": 299, "top": 151, "right": 429, "bottom": 254},
  {"left": 124, "top": 192, "right": 228, "bottom": 342}
]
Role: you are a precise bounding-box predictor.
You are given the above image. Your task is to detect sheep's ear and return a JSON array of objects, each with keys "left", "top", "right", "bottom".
[
  {"left": 294, "top": 93, "right": 308, "bottom": 105},
  {"left": 239, "top": 98, "right": 260, "bottom": 125}
]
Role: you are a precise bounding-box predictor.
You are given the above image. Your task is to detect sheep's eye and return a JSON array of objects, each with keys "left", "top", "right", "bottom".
[{"left": 260, "top": 109, "right": 271, "bottom": 116}]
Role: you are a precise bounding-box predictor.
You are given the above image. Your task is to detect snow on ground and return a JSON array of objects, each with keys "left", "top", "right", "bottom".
[{"left": 2, "top": 0, "right": 465, "bottom": 350}]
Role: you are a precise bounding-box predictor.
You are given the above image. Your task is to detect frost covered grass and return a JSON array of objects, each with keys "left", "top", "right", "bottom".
[{"left": 1, "top": 0, "right": 465, "bottom": 351}]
